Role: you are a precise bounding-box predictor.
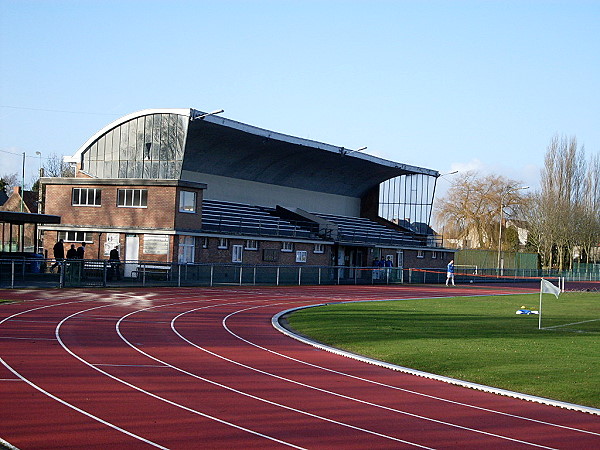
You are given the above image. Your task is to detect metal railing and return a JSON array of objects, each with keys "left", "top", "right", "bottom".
[{"left": 4, "top": 258, "right": 596, "bottom": 289}]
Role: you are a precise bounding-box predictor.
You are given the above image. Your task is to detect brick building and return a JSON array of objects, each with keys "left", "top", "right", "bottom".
[{"left": 40, "top": 108, "right": 453, "bottom": 276}]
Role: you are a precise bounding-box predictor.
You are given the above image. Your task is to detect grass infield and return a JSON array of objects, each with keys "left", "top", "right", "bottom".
[{"left": 288, "top": 292, "right": 599, "bottom": 408}]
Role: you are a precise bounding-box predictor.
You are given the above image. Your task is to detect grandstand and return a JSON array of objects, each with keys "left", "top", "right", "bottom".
[{"left": 40, "top": 108, "right": 453, "bottom": 271}]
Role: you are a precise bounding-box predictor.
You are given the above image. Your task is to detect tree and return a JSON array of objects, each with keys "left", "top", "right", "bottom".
[
  {"left": 0, "top": 173, "right": 19, "bottom": 195},
  {"left": 435, "top": 171, "right": 528, "bottom": 249},
  {"left": 527, "top": 135, "right": 600, "bottom": 270},
  {"left": 44, "top": 153, "right": 75, "bottom": 178}
]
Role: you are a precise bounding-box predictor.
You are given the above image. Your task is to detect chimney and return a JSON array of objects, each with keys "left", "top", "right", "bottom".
[{"left": 12, "top": 186, "right": 21, "bottom": 196}]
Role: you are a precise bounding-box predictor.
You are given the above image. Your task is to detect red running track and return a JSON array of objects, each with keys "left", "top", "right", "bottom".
[{"left": 1, "top": 284, "right": 599, "bottom": 449}]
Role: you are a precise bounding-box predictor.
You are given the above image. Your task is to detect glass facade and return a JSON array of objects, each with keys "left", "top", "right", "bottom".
[
  {"left": 378, "top": 173, "right": 437, "bottom": 230},
  {"left": 80, "top": 113, "right": 188, "bottom": 179}
]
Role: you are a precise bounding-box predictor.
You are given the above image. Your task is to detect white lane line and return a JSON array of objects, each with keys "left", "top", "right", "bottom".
[
  {"left": 172, "top": 302, "right": 559, "bottom": 448},
  {"left": 117, "top": 300, "right": 432, "bottom": 449},
  {"left": 0, "top": 336, "right": 57, "bottom": 341},
  {"left": 0, "top": 300, "right": 167, "bottom": 449},
  {"left": 58, "top": 303, "right": 308, "bottom": 450},
  {"left": 92, "top": 364, "right": 170, "bottom": 368},
  {"left": 222, "top": 300, "right": 600, "bottom": 434},
  {"left": 189, "top": 303, "right": 568, "bottom": 449}
]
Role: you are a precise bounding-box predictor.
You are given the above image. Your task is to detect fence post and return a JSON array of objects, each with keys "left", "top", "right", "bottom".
[
  {"left": 239, "top": 266, "right": 243, "bottom": 286},
  {"left": 178, "top": 264, "right": 181, "bottom": 287},
  {"left": 318, "top": 267, "right": 321, "bottom": 285},
  {"left": 276, "top": 267, "right": 280, "bottom": 286},
  {"left": 11, "top": 260, "right": 15, "bottom": 289},
  {"left": 298, "top": 267, "right": 301, "bottom": 286},
  {"left": 253, "top": 266, "right": 256, "bottom": 286},
  {"left": 210, "top": 265, "right": 214, "bottom": 287}
]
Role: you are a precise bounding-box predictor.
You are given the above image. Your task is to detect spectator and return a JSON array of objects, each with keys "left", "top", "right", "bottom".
[{"left": 51, "top": 239, "right": 65, "bottom": 273}]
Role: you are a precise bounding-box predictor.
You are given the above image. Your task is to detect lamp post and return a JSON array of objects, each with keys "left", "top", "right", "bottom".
[{"left": 497, "top": 186, "right": 529, "bottom": 273}]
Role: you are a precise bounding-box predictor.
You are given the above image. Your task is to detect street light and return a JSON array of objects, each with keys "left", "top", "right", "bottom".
[
  {"left": 35, "top": 151, "right": 42, "bottom": 214},
  {"left": 497, "top": 186, "right": 529, "bottom": 272}
]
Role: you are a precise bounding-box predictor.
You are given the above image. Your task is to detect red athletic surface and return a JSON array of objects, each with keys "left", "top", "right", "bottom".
[{"left": 1, "top": 285, "right": 598, "bottom": 449}]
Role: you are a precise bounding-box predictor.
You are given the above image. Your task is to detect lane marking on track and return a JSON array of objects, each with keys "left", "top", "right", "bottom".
[
  {"left": 57, "top": 303, "right": 308, "bottom": 450},
  {"left": 171, "top": 302, "right": 560, "bottom": 448},
  {"left": 0, "top": 300, "right": 168, "bottom": 449},
  {"left": 220, "top": 299, "right": 600, "bottom": 434},
  {"left": 0, "top": 336, "right": 57, "bottom": 341},
  {"left": 92, "top": 363, "right": 170, "bottom": 368},
  {"left": 116, "top": 300, "right": 433, "bottom": 449}
]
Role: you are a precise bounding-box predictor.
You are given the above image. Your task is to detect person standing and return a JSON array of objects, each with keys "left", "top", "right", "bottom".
[
  {"left": 446, "top": 259, "right": 455, "bottom": 286},
  {"left": 51, "top": 239, "right": 65, "bottom": 273},
  {"left": 76, "top": 242, "right": 86, "bottom": 259},
  {"left": 66, "top": 244, "right": 77, "bottom": 259},
  {"left": 108, "top": 246, "right": 121, "bottom": 281}
]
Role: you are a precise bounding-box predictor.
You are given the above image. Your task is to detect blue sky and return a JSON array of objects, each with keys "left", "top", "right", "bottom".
[{"left": 1, "top": 0, "right": 598, "bottom": 195}]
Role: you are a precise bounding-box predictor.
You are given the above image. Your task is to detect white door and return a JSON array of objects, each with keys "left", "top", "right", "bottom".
[{"left": 124, "top": 234, "right": 139, "bottom": 278}]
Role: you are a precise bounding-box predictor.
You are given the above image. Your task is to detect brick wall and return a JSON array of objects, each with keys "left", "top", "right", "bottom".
[
  {"left": 44, "top": 184, "right": 178, "bottom": 229},
  {"left": 195, "top": 237, "right": 331, "bottom": 265}
]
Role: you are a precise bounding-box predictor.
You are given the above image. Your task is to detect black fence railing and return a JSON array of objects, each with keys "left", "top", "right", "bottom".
[{"left": 3, "top": 259, "right": 596, "bottom": 289}]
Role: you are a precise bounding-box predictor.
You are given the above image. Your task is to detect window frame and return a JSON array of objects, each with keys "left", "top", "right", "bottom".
[
  {"left": 296, "top": 250, "right": 307, "bottom": 263},
  {"left": 117, "top": 188, "right": 148, "bottom": 208},
  {"left": 179, "top": 190, "right": 197, "bottom": 213},
  {"left": 417, "top": 250, "right": 425, "bottom": 258},
  {"left": 58, "top": 231, "right": 93, "bottom": 243},
  {"left": 313, "top": 243, "right": 324, "bottom": 254},
  {"left": 232, "top": 244, "right": 244, "bottom": 263},
  {"left": 72, "top": 188, "right": 102, "bottom": 207},
  {"left": 218, "top": 238, "right": 229, "bottom": 249},
  {"left": 281, "top": 242, "right": 294, "bottom": 252},
  {"left": 245, "top": 240, "right": 258, "bottom": 250}
]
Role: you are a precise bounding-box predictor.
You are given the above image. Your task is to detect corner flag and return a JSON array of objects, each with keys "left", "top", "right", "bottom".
[
  {"left": 539, "top": 278, "right": 561, "bottom": 329},
  {"left": 541, "top": 278, "right": 561, "bottom": 298}
]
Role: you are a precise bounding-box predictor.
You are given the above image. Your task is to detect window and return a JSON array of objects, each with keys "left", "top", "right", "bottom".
[
  {"left": 218, "top": 238, "right": 228, "bottom": 249},
  {"left": 117, "top": 189, "right": 148, "bottom": 207},
  {"left": 232, "top": 244, "right": 243, "bottom": 263},
  {"left": 72, "top": 188, "right": 101, "bottom": 206},
  {"left": 281, "top": 242, "right": 294, "bottom": 252},
  {"left": 245, "top": 240, "right": 258, "bottom": 250},
  {"left": 201, "top": 237, "right": 208, "bottom": 248},
  {"left": 296, "top": 250, "right": 307, "bottom": 263},
  {"left": 313, "top": 243, "right": 324, "bottom": 253},
  {"left": 58, "top": 231, "right": 92, "bottom": 243},
  {"left": 432, "top": 251, "right": 437, "bottom": 259},
  {"left": 263, "top": 248, "right": 279, "bottom": 262},
  {"left": 178, "top": 236, "right": 195, "bottom": 263},
  {"left": 417, "top": 250, "right": 424, "bottom": 258},
  {"left": 179, "top": 190, "right": 196, "bottom": 213}
]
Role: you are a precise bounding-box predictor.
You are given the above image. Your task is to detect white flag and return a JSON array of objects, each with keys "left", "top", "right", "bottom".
[{"left": 541, "top": 278, "right": 561, "bottom": 298}]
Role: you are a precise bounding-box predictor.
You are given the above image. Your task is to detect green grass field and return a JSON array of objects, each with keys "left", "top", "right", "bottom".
[{"left": 288, "top": 292, "right": 600, "bottom": 408}]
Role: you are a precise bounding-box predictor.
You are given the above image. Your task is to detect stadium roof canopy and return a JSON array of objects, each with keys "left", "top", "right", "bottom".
[{"left": 68, "top": 108, "right": 439, "bottom": 198}]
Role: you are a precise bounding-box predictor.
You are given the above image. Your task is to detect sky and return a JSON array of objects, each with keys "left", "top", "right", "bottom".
[{"left": 1, "top": 0, "right": 599, "bottom": 197}]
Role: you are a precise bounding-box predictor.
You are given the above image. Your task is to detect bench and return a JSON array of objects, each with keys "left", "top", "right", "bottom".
[{"left": 132, "top": 264, "right": 172, "bottom": 281}]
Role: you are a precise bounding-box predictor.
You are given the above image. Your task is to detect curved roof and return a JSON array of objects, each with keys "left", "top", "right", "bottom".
[{"left": 67, "top": 108, "right": 439, "bottom": 198}]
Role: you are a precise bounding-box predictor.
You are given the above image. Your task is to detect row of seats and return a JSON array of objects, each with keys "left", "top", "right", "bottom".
[
  {"left": 314, "top": 213, "right": 425, "bottom": 247},
  {"left": 201, "top": 200, "right": 311, "bottom": 238},
  {"left": 201, "top": 199, "right": 427, "bottom": 247}
]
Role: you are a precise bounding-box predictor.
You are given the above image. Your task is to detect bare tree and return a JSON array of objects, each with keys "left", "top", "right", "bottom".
[
  {"left": 0, "top": 173, "right": 19, "bottom": 195},
  {"left": 531, "top": 135, "right": 600, "bottom": 270},
  {"left": 44, "top": 153, "right": 75, "bottom": 178},
  {"left": 435, "top": 171, "right": 528, "bottom": 249}
]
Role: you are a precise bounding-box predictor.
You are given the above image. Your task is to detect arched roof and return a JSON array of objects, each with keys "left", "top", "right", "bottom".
[{"left": 67, "top": 108, "right": 439, "bottom": 198}]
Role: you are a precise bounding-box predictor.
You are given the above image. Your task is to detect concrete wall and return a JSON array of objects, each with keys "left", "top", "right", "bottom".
[{"left": 182, "top": 171, "right": 361, "bottom": 216}]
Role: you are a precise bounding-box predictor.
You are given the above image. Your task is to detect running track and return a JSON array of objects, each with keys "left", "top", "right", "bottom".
[{"left": 1, "top": 284, "right": 598, "bottom": 449}]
